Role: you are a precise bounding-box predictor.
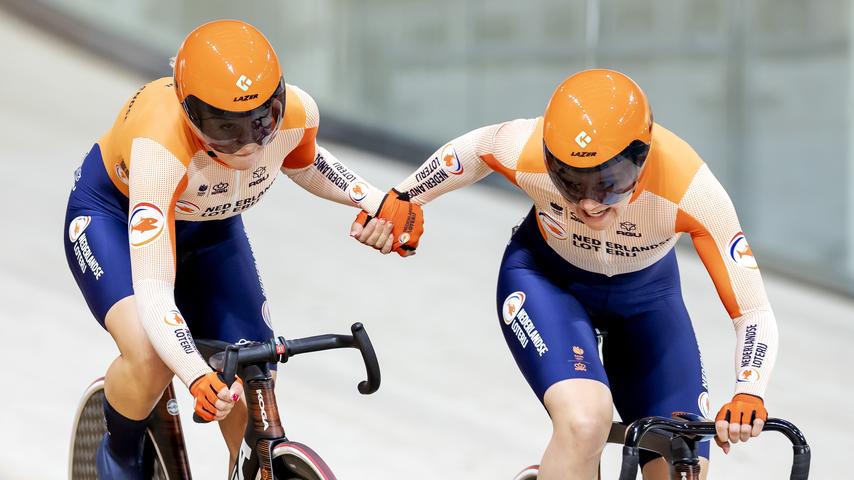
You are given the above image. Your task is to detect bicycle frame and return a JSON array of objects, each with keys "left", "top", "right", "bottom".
[{"left": 70, "top": 322, "right": 378, "bottom": 480}]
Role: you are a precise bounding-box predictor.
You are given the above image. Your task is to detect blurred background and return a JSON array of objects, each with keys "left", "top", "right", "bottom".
[{"left": 0, "top": 0, "right": 851, "bottom": 478}]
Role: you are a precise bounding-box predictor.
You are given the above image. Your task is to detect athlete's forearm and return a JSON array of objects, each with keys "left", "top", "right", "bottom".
[
  {"left": 731, "top": 308, "right": 779, "bottom": 398},
  {"left": 394, "top": 125, "right": 497, "bottom": 205},
  {"left": 134, "top": 279, "right": 211, "bottom": 386},
  {"left": 283, "top": 145, "right": 385, "bottom": 215}
]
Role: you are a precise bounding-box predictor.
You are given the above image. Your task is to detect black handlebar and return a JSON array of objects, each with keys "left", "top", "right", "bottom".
[
  {"left": 617, "top": 416, "right": 810, "bottom": 480},
  {"left": 192, "top": 322, "right": 380, "bottom": 423}
]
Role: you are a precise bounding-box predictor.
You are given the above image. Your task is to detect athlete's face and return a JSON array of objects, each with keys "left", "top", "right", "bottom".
[{"left": 572, "top": 196, "right": 630, "bottom": 231}]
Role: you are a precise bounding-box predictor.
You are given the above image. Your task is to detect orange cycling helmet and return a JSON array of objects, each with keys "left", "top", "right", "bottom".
[
  {"left": 174, "top": 20, "right": 285, "bottom": 155},
  {"left": 543, "top": 69, "right": 653, "bottom": 205}
]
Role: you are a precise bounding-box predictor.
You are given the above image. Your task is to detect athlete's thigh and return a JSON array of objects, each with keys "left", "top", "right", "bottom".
[
  {"left": 603, "top": 294, "right": 710, "bottom": 463},
  {"left": 64, "top": 209, "right": 133, "bottom": 327},
  {"left": 174, "top": 216, "right": 273, "bottom": 345},
  {"left": 496, "top": 245, "right": 607, "bottom": 402}
]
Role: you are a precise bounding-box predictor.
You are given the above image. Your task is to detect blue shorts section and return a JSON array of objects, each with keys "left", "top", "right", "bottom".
[
  {"left": 497, "top": 210, "right": 710, "bottom": 462},
  {"left": 63, "top": 144, "right": 274, "bottom": 348}
]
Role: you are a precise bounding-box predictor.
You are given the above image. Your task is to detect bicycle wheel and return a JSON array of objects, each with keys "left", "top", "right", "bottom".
[
  {"left": 271, "top": 442, "right": 337, "bottom": 480},
  {"left": 68, "top": 378, "right": 169, "bottom": 480}
]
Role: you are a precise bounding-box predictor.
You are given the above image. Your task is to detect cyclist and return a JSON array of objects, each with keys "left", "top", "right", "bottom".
[
  {"left": 63, "top": 20, "right": 414, "bottom": 478},
  {"left": 353, "top": 69, "right": 778, "bottom": 479}
]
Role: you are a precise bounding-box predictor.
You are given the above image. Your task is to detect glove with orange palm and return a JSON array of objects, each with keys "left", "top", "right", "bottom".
[
  {"left": 352, "top": 189, "right": 423, "bottom": 257},
  {"left": 714, "top": 393, "right": 767, "bottom": 454},
  {"left": 189, "top": 371, "right": 243, "bottom": 422}
]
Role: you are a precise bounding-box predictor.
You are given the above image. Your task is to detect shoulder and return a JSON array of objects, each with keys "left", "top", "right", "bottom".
[
  {"left": 637, "top": 123, "right": 706, "bottom": 204},
  {"left": 512, "top": 117, "right": 546, "bottom": 174},
  {"left": 119, "top": 77, "right": 198, "bottom": 165},
  {"left": 281, "top": 83, "right": 318, "bottom": 130}
]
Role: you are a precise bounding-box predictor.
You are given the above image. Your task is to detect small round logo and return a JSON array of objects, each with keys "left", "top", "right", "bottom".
[
  {"left": 114, "top": 163, "right": 129, "bottom": 185},
  {"left": 348, "top": 181, "right": 369, "bottom": 204},
  {"left": 399, "top": 233, "right": 411, "bottom": 244},
  {"left": 502, "top": 291, "right": 526, "bottom": 325},
  {"left": 163, "top": 310, "right": 185, "bottom": 327},
  {"left": 441, "top": 144, "right": 464, "bottom": 175},
  {"left": 129, "top": 202, "right": 165, "bottom": 248},
  {"left": 538, "top": 211, "right": 567, "bottom": 240},
  {"left": 698, "top": 391, "right": 711, "bottom": 418},
  {"left": 728, "top": 232, "right": 758, "bottom": 269},
  {"left": 572, "top": 346, "right": 584, "bottom": 356},
  {"left": 261, "top": 300, "right": 273, "bottom": 330},
  {"left": 175, "top": 200, "right": 200, "bottom": 215},
  {"left": 166, "top": 399, "right": 180, "bottom": 416},
  {"left": 737, "top": 367, "right": 761, "bottom": 383},
  {"left": 68, "top": 216, "right": 91, "bottom": 242}
]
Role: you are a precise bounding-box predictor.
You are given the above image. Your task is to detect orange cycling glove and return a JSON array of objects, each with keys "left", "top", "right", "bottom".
[
  {"left": 189, "top": 371, "right": 242, "bottom": 422},
  {"left": 356, "top": 189, "right": 424, "bottom": 256},
  {"left": 715, "top": 393, "right": 767, "bottom": 426}
]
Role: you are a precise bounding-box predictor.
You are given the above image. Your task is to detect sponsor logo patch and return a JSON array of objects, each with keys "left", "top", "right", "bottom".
[
  {"left": 348, "top": 181, "right": 369, "bottom": 204},
  {"left": 72, "top": 231, "right": 105, "bottom": 280},
  {"left": 262, "top": 301, "right": 273, "bottom": 330},
  {"left": 68, "top": 216, "right": 91, "bottom": 243},
  {"left": 440, "top": 144, "right": 464, "bottom": 175},
  {"left": 617, "top": 221, "right": 642, "bottom": 238},
  {"left": 249, "top": 166, "right": 270, "bottom": 187},
  {"left": 698, "top": 392, "right": 711, "bottom": 418},
  {"left": 129, "top": 202, "right": 165, "bottom": 248},
  {"left": 538, "top": 211, "right": 567, "bottom": 240},
  {"left": 115, "top": 161, "right": 129, "bottom": 185},
  {"left": 166, "top": 399, "right": 180, "bottom": 416},
  {"left": 502, "top": 292, "right": 526, "bottom": 325},
  {"left": 212, "top": 182, "right": 229, "bottom": 195},
  {"left": 728, "top": 232, "right": 758, "bottom": 269},
  {"left": 175, "top": 200, "right": 200, "bottom": 215},
  {"left": 399, "top": 233, "right": 410, "bottom": 244},
  {"left": 163, "top": 310, "right": 185, "bottom": 327},
  {"left": 737, "top": 367, "right": 761, "bottom": 383}
]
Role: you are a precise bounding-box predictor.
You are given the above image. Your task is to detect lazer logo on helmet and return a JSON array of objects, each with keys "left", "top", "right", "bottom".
[
  {"left": 574, "top": 131, "right": 592, "bottom": 148},
  {"left": 234, "top": 93, "right": 259, "bottom": 102},
  {"left": 236, "top": 75, "right": 253, "bottom": 91},
  {"left": 571, "top": 151, "right": 597, "bottom": 157}
]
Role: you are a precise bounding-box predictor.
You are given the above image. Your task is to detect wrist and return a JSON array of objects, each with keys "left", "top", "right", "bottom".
[
  {"left": 733, "top": 393, "right": 764, "bottom": 403},
  {"left": 353, "top": 183, "right": 386, "bottom": 216}
]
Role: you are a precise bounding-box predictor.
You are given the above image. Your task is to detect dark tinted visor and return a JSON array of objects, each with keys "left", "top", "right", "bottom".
[
  {"left": 544, "top": 140, "right": 649, "bottom": 205},
  {"left": 183, "top": 78, "right": 286, "bottom": 154}
]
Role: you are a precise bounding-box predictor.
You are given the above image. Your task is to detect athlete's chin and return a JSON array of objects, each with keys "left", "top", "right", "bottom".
[
  {"left": 577, "top": 208, "right": 618, "bottom": 230},
  {"left": 219, "top": 151, "right": 262, "bottom": 170}
]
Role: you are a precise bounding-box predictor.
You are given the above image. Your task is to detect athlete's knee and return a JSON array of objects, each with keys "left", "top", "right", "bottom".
[
  {"left": 551, "top": 411, "right": 612, "bottom": 453},
  {"left": 545, "top": 379, "right": 613, "bottom": 453}
]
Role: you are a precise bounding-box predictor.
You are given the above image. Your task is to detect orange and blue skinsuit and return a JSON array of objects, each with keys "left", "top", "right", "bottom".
[
  {"left": 64, "top": 77, "right": 386, "bottom": 388},
  {"left": 392, "top": 118, "right": 779, "bottom": 465}
]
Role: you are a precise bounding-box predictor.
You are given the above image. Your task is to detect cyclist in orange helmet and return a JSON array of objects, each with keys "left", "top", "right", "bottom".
[
  {"left": 64, "top": 20, "right": 418, "bottom": 479},
  {"left": 355, "top": 69, "right": 778, "bottom": 479}
]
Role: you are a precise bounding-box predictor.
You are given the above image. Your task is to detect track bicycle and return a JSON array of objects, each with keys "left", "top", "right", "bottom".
[
  {"left": 69, "top": 322, "right": 380, "bottom": 479},
  {"left": 511, "top": 411, "right": 810, "bottom": 480}
]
